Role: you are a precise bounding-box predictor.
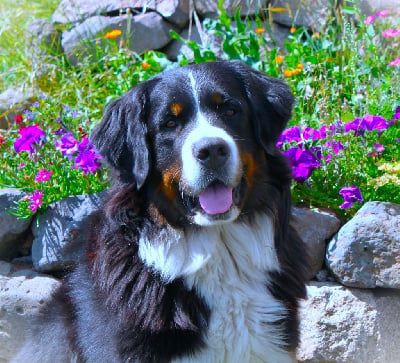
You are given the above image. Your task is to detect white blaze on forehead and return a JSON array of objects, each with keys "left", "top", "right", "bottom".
[{"left": 181, "top": 72, "right": 240, "bottom": 190}]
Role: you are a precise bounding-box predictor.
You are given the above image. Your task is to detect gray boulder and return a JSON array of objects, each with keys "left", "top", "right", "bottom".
[
  {"left": 297, "top": 282, "right": 400, "bottom": 362},
  {"left": 31, "top": 192, "right": 106, "bottom": 272},
  {"left": 292, "top": 207, "right": 341, "bottom": 278},
  {"left": 53, "top": 0, "right": 190, "bottom": 27},
  {"left": 270, "top": 0, "right": 334, "bottom": 31},
  {"left": 0, "top": 87, "right": 38, "bottom": 129},
  {"left": 0, "top": 189, "right": 32, "bottom": 261},
  {"left": 326, "top": 201, "right": 400, "bottom": 289},
  {"left": 61, "top": 12, "right": 176, "bottom": 65},
  {"left": 0, "top": 261, "right": 60, "bottom": 362}
]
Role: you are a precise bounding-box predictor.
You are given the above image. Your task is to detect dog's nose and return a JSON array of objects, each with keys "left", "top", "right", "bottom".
[{"left": 193, "top": 138, "right": 230, "bottom": 169}]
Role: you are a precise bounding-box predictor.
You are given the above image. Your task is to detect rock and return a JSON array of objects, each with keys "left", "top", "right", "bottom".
[
  {"left": 61, "top": 12, "right": 176, "bottom": 66},
  {"left": 194, "top": 0, "right": 268, "bottom": 17},
  {"left": 357, "top": 0, "right": 399, "bottom": 13},
  {"left": 326, "top": 201, "right": 400, "bottom": 289},
  {"left": 53, "top": 0, "right": 190, "bottom": 28},
  {"left": 0, "top": 87, "right": 38, "bottom": 129},
  {"left": 269, "top": 0, "right": 334, "bottom": 31},
  {"left": 0, "top": 261, "right": 61, "bottom": 362},
  {"left": 292, "top": 207, "right": 342, "bottom": 278},
  {"left": 297, "top": 282, "right": 400, "bottom": 362},
  {"left": 31, "top": 192, "right": 106, "bottom": 272},
  {"left": 0, "top": 189, "right": 32, "bottom": 261}
]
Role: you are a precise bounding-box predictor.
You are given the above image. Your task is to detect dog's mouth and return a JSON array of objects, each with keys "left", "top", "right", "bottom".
[{"left": 182, "top": 179, "right": 243, "bottom": 218}]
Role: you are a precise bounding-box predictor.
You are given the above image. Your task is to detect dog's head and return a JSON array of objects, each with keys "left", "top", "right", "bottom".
[{"left": 91, "top": 61, "right": 294, "bottom": 227}]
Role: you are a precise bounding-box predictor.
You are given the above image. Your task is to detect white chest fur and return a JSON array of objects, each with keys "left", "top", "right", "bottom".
[{"left": 139, "top": 214, "right": 293, "bottom": 363}]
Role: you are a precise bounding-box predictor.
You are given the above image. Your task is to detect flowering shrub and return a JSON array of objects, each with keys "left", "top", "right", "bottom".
[
  {"left": 0, "top": 98, "right": 108, "bottom": 219},
  {"left": 278, "top": 107, "right": 400, "bottom": 217}
]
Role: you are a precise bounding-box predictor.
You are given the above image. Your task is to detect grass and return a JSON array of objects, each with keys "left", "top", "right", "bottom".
[{"left": 0, "top": 0, "right": 399, "bottom": 220}]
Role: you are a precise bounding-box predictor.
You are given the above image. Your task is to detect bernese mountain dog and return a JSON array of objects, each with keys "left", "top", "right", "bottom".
[{"left": 13, "top": 60, "right": 309, "bottom": 363}]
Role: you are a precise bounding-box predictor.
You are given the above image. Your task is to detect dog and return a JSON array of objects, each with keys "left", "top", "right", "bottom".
[{"left": 13, "top": 60, "right": 309, "bottom": 363}]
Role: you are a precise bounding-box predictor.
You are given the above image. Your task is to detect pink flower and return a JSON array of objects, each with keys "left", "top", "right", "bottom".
[
  {"left": 382, "top": 29, "right": 400, "bottom": 38},
  {"left": 17, "top": 163, "right": 26, "bottom": 169},
  {"left": 364, "top": 15, "right": 375, "bottom": 24},
  {"left": 34, "top": 169, "right": 53, "bottom": 182},
  {"left": 29, "top": 190, "right": 44, "bottom": 212},
  {"left": 376, "top": 10, "right": 389, "bottom": 17},
  {"left": 389, "top": 58, "right": 400, "bottom": 66}
]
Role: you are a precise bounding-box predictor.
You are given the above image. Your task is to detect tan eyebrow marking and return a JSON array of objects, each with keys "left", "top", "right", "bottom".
[
  {"left": 170, "top": 103, "right": 183, "bottom": 116},
  {"left": 212, "top": 93, "right": 224, "bottom": 104}
]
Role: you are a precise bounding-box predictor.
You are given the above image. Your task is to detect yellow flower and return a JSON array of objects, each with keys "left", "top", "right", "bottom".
[
  {"left": 254, "top": 28, "right": 265, "bottom": 34},
  {"left": 275, "top": 55, "right": 284, "bottom": 64},
  {"left": 104, "top": 29, "right": 122, "bottom": 39}
]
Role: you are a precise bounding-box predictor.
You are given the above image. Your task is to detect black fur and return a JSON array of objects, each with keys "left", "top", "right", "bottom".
[{"left": 13, "top": 61, "right": 309, "bottom": 363}]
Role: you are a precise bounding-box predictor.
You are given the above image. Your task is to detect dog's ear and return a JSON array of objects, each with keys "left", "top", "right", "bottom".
[
  {"left": 231, "top": 61, "right": 295, "bottom": 153},
  {"left": 90, "top": 82, "right": 154, "bottom": 189}
]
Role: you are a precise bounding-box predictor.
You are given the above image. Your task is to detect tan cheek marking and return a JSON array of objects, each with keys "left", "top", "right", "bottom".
[
  {"left": 160, "top": 165, "right": 181, "bottom": 201},
  {"left": 170, "top": 103, "right": 183, "bottom": 116},
  {"left": 241, "top": 152, "right": 258, "bottom": 185}
]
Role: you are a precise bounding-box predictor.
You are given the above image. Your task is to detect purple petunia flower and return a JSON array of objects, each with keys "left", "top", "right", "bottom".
[
  {"left": 323, "top": 140, "right": 344, "bottom": 163},
  {"left": 29, "top": 190, "right": 44, "bottom": 212},
  {"left": 74, "top": 138, "right": 102, "bottom": 174},
  {"left": 54, "top": 132, "right": 79, "bottom": 160},
  {"left": 303, "top": 127, "right": 326, "bottom": 141},
  {"left": 283, "top": 147, "right": 321, "bottom": 183},
  {"left": 276, "top": 126, "right": 302, "bottom": 148},
  {"left": 34, "top": 169, "right": 53, "bottom": 182},
  {"left": 14, "top": 125, "right": 46, "bottom": 155},
  {"left": 345, "top": 115, "right": 389, "bottom": 136},
  {"left": 339, "top": 186, "right": 363, "bottom": 209}
]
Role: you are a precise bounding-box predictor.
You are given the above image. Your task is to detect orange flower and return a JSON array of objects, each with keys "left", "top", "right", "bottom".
[
  {"left": 290, "top": 27, "right": 296, "bottom": 33},
  {"left": 275, "top": 55, "right": 284, "bottom": 64},
  {"left": 141, "top": 62, "right": 151, "bottom": 70},
  {"left": 296, "top": 63, "right": 304, "bottom": 70},
  {"left": 283, "top": 69, "right": 293, "bottom": 77},
  {"left": 104, "top": 29, "right": 122, "bottom": 39},
  {"left": 254, "top": 28, "right": 265, "bottom": 34},
  {"left": 269, "top": 7, "right": 287, "bottom": 13}
]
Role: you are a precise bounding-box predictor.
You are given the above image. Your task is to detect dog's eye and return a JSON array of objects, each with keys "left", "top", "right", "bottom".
[
  {"left": 165, "top": 120, "right": 177, "bottom": 128},
  {"left": 225, "top": 109, "right": 236, "bottom": 116}
]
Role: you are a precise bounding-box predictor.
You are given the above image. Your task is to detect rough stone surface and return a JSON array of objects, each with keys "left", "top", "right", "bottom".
[
  {"left": 270, "top": 0, "right": 334, "bottom": 31},
  {"left": 0, "top": 261, "right": 60, "bottom": 362},
  {"left": 292, "top": 207, "right": 342, "bottom": 278},
  {"left": 0, "top": 87, "right": 38, "bottom": 129},
  {"left": 326, "top": 201, "right": 400, "bottom": 289},
  {"left": 53, "top": 0, "right": 190, "bottom": 27},
  {"left": 61, "top": 12, "right": 176, "bottom": 65},
  {"left": 194, "top": 0, "right": 268, "bottom": 17},
  {"left": 31, "top": 192, "right": 106, "bottom": 272},
  {"left": 0, "top": 189, "right": 32, "bottom": 261},
  {"left": 297, "top": 282, "right": 400, "bottom": 363},
  {"left": 358, "top": 0, "right": 399, "bottom": 13}
]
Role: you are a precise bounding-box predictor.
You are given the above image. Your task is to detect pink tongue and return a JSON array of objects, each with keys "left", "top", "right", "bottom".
[{"left": 199, "top": 184, "right": 233, "bottom": 215}]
